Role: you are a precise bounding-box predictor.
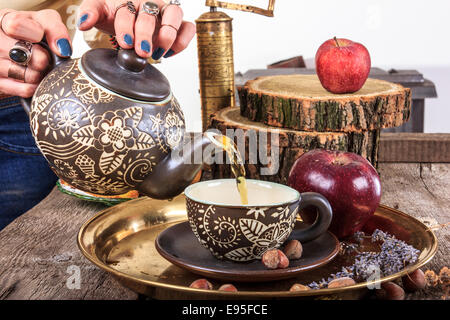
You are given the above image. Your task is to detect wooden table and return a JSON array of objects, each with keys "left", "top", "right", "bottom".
[{"left": 0, "top": 134, "right": 448, "bottom": 300}]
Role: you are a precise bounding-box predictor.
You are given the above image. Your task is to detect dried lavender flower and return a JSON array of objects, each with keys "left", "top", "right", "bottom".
[
  {"left": 307, "top": 229, "right": 420, "bottom": 289},
  {"left": 308, "top": 281, "right": 320, "bottom": 290},
  {"left": 353, "top": 231, "right": 366, "bottom": 244},
  {"left": 339, "top": 242, "right": 360, "bottom": 255},
  {"left": 371, "top": 229, "right": 390, "bottom": 242}
]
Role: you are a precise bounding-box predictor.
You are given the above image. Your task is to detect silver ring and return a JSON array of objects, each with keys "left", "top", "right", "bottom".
[
  {"left": 141, "top": 2, "right": 160, "bottom": 16},
  {"left": 0, "top": 11, "right": 13, "bottom": 34},
  {"left": 9, "top": 40, "right": 33, "bottom": 66},
  {"left": 8, "top": 62, "right": 27, "bottom": 82},
  {"left": 115, "top": 1, "right": 137, "bottom": 16},
  {"left": 161, "top": 0, "right": 181, "bottom": 15}
]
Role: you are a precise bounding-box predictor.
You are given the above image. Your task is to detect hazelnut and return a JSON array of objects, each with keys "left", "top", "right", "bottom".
[
  {"left": 402, "top": 269, "right": 426, "bottom": 292},
  {"left": 261, "top": 249, "right": 289, "bottom": 269},
  {"left": 189, "top": 279, "right": 213, "bottom": 290},
  {"left": 327, "top": 277, "right": 356, "bottom": 288},
  {"left": 283, "top": 240, "right": 303, "bottom": 260},
  {"left": 376, "top": 282, "right": 405, "bottom": 300},
  {"left": 289, "top": 283, "right": 310, "bottom": 292},
  {"left": 278, "top": 251, "right": 289, "bottom": 269},
  {"left": 218, "top": 284, "right": 238, "bottom": 292}
]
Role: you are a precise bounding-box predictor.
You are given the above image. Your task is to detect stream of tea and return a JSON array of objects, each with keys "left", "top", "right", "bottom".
[{"left": 218, "top": 135, "right": 248, "bottom": 205}]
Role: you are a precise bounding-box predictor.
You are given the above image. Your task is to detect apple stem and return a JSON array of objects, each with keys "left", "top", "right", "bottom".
[{"left": 334, "top": 36, "right": 341, "bottom": 48}]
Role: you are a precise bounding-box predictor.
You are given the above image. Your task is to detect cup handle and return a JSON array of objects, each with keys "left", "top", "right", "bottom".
[{"left": 289, "top": 192, "right": 333, "bottom": 243}]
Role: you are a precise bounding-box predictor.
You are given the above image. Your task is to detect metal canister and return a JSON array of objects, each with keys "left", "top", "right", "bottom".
[{"left": 196, "top": 10, "right": 235, "bottom": 132}]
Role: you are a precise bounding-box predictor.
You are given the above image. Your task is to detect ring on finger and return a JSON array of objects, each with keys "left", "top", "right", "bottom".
[
  {"left": 8, "top": 62, "right": 27, "bottom": 82},
  {"left": 161, "top": 0, "right": 181, "bottom": 15},
  {"left": 140, "top": 2, "right": 160, "bottom": 20},
  {"left": 9, "top": 40, "right": 33, "bottom": 66},
  {"left": 0, "top": 10, "right": 13, "bottom": 33},
  {"left": 161, "top": 24, "right": 179, "bottom": 33},
  {"left": 115, "top": 1, "right": 137, "bottom": 17}
]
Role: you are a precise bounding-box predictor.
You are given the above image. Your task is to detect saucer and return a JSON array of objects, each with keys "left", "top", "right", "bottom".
[{"left": 155, "top": 221, "right": 340, "bottom": 282}]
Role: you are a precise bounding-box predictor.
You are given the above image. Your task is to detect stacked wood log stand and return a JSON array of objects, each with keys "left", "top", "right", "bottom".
[{"left": 203, "top": 74, "right": 412, "bottom": 184}]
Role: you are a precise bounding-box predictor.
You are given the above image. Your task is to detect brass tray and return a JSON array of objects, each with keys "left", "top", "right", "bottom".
[{"left": 77, "top": 195, "right": 437, "bottom": 300}]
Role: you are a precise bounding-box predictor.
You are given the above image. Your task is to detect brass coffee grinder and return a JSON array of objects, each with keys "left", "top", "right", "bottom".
[{"left": 196, "top": 0, "right": 276, "bottom": 131}]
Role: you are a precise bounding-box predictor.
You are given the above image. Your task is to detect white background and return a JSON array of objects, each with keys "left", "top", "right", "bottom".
[{"left": 74, "top": 0, "right": 450, "bottom": 133}]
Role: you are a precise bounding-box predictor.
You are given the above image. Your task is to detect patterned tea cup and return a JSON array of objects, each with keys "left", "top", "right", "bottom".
[{"left": 185, "top": 179, "right": 332, "bottom": 262}]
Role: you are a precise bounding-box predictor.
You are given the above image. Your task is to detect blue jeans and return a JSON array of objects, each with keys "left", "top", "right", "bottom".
[{"left": 0, "top": 97, "right": 57, "bottom": 230}]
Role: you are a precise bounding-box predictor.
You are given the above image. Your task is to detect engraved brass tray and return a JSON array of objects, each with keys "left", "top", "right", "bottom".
[{"left": 77, "top": 195, "right": 437, "bottom": 300}]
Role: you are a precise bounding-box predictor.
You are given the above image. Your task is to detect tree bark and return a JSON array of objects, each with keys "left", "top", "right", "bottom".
[
  {"left": 204, "top": 107, "right": 380, "bottom": 185},
  {"left": 239, "top": 74, "right": 411, "bottom": 132}
]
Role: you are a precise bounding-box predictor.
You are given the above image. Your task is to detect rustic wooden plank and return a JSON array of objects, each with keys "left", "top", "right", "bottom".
[
  {"left": 267, "top": 56, "right": 306, "bottom": 69},
  {"left": 378, "top": 163, "right": 450, "bottom": 300},
  {"left": 0, "top": 162, "right": 447, "bottom": 300},
  {"left": 379, "top": 133, "right": 450, "bottom": 163},
  {"left": 0, "top": 190, "right": 137, "bottom": 300}
]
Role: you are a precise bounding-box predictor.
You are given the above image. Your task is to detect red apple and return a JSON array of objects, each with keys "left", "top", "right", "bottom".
[
  {"left": 288, "top": 149, "right": 381, "bottom": 239},
  {"left": 315, "top": 37, "right": 371, "bottom": 94}
]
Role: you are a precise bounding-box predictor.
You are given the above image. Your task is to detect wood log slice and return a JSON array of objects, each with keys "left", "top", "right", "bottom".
[
  {"left": 239, "top": 74, "right": 411, "bottom": 132},
  {"left": 203, "top": 107, "right": 380, "bottom": 185}
]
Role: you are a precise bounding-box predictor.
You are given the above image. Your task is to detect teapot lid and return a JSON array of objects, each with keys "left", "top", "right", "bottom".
[{"left": 81, "top": 49, "right": 171, "bottom": 102}]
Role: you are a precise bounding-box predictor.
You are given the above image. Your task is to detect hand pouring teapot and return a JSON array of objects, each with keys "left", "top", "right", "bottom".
[{"left": 23, "top": 47, "right": 215, "bottom": 199}]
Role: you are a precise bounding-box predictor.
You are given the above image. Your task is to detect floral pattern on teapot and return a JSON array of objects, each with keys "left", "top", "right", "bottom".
[{"left": 30, "top": 59, "right": 185, "bottom": 195}]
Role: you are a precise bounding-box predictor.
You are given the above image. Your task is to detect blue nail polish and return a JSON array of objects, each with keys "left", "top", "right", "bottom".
[
  {"left": 152, "top": 47, "right": 165, "bottom": 60},
  {"left": 141, "top": 40, "right": 151, "bottom": 53},
  {"left": 163, "top": 49, "right": 175, "bottom": 58},
  {"left": 124, "top": 34, "right": 133, "bottom": 46},
  {"left": 57, "top": 39, "right": 72, "bottom": 57},
  {"left": 77, "top": 13, "right": 88, "bottom": 27}
]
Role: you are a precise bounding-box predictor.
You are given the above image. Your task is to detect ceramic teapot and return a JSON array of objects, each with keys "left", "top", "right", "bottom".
[{"left": 23, "top": 47, "right": 214, "bottom": 199}]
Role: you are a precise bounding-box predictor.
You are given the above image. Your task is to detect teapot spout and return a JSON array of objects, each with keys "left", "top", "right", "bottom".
[{"left": 137, "top": 131, "right": 219, "bottom": 199}]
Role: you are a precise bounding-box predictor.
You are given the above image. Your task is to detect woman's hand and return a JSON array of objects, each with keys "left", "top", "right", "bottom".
[
  {"left": 0, "top": 9, "right": 72, "bottom": 97},
  {"left": 78, "top": 0, "right": 196, "bottom": 60},
  {"left": 0, "top": 1, "right": 195, "bottom": 98}
]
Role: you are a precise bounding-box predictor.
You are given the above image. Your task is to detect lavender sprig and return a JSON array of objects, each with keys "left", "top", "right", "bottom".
[{"left": 308, "top": 229, "right": 420, "bottom": 289}]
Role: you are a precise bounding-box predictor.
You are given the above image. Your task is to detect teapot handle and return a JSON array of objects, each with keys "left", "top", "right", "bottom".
[{"left": 20, "top": 39, "right": 71, "bottom": 115}]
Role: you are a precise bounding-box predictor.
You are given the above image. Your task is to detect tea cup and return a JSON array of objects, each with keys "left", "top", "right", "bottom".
[{"left": 185, "top": 179, "right": 332, "bottom": 261}]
